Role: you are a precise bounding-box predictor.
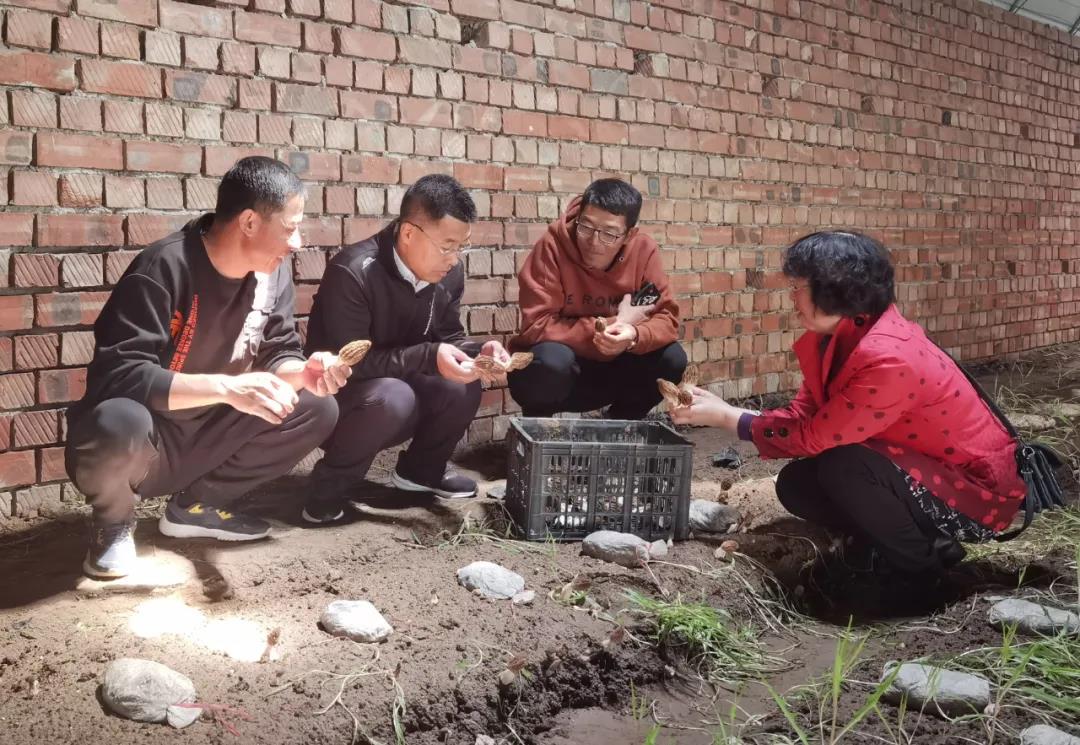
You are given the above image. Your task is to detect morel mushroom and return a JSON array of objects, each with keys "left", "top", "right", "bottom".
[
  {"left": 593, "top": 317, "right": 607, "bottom": 333},
  {"left": 337, "top": 339, "right": 372, "bottom": 366},
  {"left": 505, "top": 352, "right": 533, "bottom": 372},
  {"left": 657, "top": 364, "right": 699, "bottom": 409}
]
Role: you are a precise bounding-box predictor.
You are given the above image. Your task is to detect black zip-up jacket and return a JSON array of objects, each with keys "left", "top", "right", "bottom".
[{"left": 305, "top": 221, "right": 480, "bottom": 378}]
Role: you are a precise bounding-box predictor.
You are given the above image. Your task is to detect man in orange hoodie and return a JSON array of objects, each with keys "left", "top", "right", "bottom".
[{"left": 508, "top": 178, "right": 686, "bottom": 419}]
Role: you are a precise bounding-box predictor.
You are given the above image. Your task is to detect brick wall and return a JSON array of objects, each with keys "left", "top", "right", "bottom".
[{"left": 1, "top": 0, "right": 1080, "bottom": 509}]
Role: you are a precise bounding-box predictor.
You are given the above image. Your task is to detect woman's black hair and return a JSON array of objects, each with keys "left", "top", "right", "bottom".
[{"left": 782, "top": 231, "right": 895, "bottom": 317}]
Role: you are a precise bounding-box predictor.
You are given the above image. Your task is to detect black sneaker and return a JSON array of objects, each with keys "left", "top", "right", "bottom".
[
  {"left": 301, "top": 498, "right": 347, "bottom": 525},
  {"left": 158, "top": 499, "right": 271, "bottom": 541},
  {"left": 84, "top": 518, "right": 137, "bottom": 579},
  {"left": 390, "top": 469, "right": 477, "bottom": 499}
]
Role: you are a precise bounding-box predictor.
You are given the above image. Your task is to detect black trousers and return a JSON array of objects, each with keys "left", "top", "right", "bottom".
[
  {"left": 65, "top": 392, "right": 339, "bottom": 524},
  {"left": 507, "top": 341, "right": 688, "bottom": 420},
  {"left": 776, "top": 445, "right": 962, "bottom": 574},
  {"left": 312, "top": 374, "right": 481, "bottom": 495}
]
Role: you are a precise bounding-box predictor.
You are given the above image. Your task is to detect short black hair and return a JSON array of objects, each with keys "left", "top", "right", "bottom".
[
  {"left": 580, "top": 178, "right": 643, "bottom": 230},
  {"left": 400, "top": 174, "right": 477, "bottom": 224},
  {"left": 215, "top": 156, "right": 305, "bottom": 223},
  {"left": 782, "top": 231, "right": 895, "bottom": 317}
]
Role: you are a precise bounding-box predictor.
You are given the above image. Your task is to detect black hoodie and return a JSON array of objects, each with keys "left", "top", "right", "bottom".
[{"left": 304, "top": 220, "right": 480, "bottom": 378}]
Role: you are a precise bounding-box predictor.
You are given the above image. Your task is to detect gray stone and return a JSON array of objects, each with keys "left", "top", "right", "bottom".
[
  {"left": 989, "top": 598, "right": 1080, "bottom": 636},
  {"left": 1021, "top": 725, "right": 1080, "bottom": 745},
  {"left": 320, "top": 600, "right": 393, "bottom": 643},
  {"left": 511, "top": 590, "right": 536, "bottom": 606},
  {"left": 457, "top": 561, "right": 525, "bottom": 600},
  {"left": 582, "top": 531, "right": 668, "bottom": 568},
  {"left": 689, "top": 499, "right": 741, "bottom": 534},
  {"left": 881, "top": 662, "right": 990, "bottom": 716},
  {"left": 100, "top": 658, "right": 198, "bottom": 724},
  {"left": 475, "top": 736, "right": 497, "bottom": 745},
  {"left": 486, "top": 481, "right": 506, "bottom": 500}
]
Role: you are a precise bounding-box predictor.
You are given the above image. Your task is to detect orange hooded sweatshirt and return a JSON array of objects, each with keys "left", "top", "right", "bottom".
[{"left": 510, "top": 196, "right": 681, "bottom": 361}]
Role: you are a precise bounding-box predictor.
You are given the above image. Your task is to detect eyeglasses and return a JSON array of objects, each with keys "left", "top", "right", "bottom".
[
  {"left": 403, "top": 220, "right": 472, "bottom": 257},
  {"left": 573, "top": 220, "right": 625, "bottom": 246}
]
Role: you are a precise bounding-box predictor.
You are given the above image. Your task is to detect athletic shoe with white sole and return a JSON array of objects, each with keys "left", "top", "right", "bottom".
[
  {"left": 84, "top": 518, "right": 137, "bottom": 579},
  {"left": 390, "top": 470, "right": 477, "bottom": 499},
  {"left": 301, "top": 497, "right": 347, "bottom": 525},
  {"left": 158, "top": 499, "right": 271, "bottom": 541}
]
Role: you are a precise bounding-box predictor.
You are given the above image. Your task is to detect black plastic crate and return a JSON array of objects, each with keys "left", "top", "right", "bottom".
[{"left": 505, "top": 417, "right": 693, "bottom": 541}]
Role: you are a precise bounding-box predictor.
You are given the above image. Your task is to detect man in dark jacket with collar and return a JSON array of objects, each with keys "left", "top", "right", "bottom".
[{"left": 303, "top": 174, "right": 506, "bottom": 521}]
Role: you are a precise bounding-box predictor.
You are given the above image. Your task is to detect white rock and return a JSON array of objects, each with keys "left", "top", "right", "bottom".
[
  {"left": 165, "top": 704, "right": 202, "bottom": 729},
  {"left": 486, "top": 481, "right": 506, "bottom": 500},
  {"left": 511, "top": 590, "right": 536, "bottom": 606},
  {"left": 989, "top": 598, "right": 1080, "bottom": 636},
  {"left": 457, "top": 561, "right": 525, "bottom": 600},
  {"left": 100, "top": 658, "right": 198, "bottom": 724},
  {"left": 881, "top": 662, "right": 990, "bottom": 717},
  {"left": 582, "top": 531, "right": 667, "bottom": 568},
  {"left": 689, "top": 499, "right": 740, "bottom": 533},
  {"left": 1021, "top": 724, "right": 1080, "bottom": 745},
  {"left": 1009, "top": 413, "right": 1056, "bottom": 431},
  {"left": 475, "top": 736, "right": 497, "bottom": 745},
  {"left": 320, "top": 600, "right": 393, "bottom": 643}
]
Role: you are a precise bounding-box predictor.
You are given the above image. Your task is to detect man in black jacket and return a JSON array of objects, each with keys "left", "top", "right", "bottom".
[
  {"left": 303, "top": 174, "right": 507, "bottom": 522},
  {"left": 66, "top": 157, "right": 348, "bottom": 579}
]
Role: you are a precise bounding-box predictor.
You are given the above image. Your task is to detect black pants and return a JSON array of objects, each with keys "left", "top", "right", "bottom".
[
  {"left": 65, "top": 392, "right": 339, "bottom": 524},
  {"left": 776, "top": 445, "right": 961, "bottom": 574},
  {"left": 507, "top": 341, "right": 688, "bottom": 419},
  {"left": 312, "top": 375, "right": 481, "bottom": 495}
]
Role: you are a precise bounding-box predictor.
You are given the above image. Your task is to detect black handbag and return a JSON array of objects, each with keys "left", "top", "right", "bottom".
[{"left": 946, "top": 352, "right": 1068, "bottom": 541}]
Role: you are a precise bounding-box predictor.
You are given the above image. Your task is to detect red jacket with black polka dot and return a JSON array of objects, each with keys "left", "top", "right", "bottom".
[{"left": 750, "top": 305, "right": 1027, "bottom": 531}]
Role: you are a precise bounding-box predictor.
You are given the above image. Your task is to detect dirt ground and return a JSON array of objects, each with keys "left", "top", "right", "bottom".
[{"left": 1, "top": 350, "right": 1078, "bottom": 745}]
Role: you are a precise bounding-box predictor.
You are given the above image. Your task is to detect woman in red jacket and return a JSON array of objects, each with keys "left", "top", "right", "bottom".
[{"left": 673, "top": 231, "right": 1027, "bottom": 576}]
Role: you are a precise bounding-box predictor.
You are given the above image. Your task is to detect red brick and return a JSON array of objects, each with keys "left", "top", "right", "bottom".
[
  {"left": 146, "top": 178, "right": 184, "bottom": 208},
  {"left": 0, "top": 451, "right": 36, "bottom": 489},
  {"left": 204, "top": 145, "right": 275, "bottom": 177},
  {"left": 56, "top": 16, "right": 99, "bottom": 54},
  {"left": 285, "top": 151, "right": 341, "bottom": 181},
  {"left": 105, "top": 249, "right": 140, "bottom": 283},
  {"left": 0, "top": 296, "right": 34, "bottom": 332},
  {"left": 100, "top": 22, "right": 140, "bottom": 59},
  {"left": 77, "top": 0, "right": 156, "bottom": 25},
  {"left": 61, "top": 330, "right": 95, "bottom": 365},
  {"left": 146, "top": 102, "right": 183, "bottom": 137},
  {"left": 61, "top": 252, "right": 103, "bottom": 286},
  {"left": 105, "top": 175, "right": 144, "bottom": 208},
  {"left": 399, "top": 97, "right": 452, "bottom": 128},
  {"left": 0, "top": 214, "right": 35, "bottom": 246},
  {"left": 184, "top": 37, "right": 221, "bottom": 71},
  {"left": 13, "top": 409, "right": 58, "bottom": 448},
  {"left": 450, "top": 0, "right": 498, "bottom": 19},
  {"left": 165, "top": 71, "right": 237, "bottom": 107},
  {"left": 399, "top": 37, "right": 452, "bottom": 68},
  {"left": 222, "top": 42, "right": 255, "bottom": 75},
  {"left": 299, "top": 215, "right": 342, "bottom": 247},
  {"left": 502, "top": 110, "right": 547, "bottom": 137},
  {"left": 160, "top": 0, "right": 233, "bottom": 38},
  {"left": 352, "top": 0, "right": 380, "bottom": 27},
  {"left": 1, "top": 0, "right": 69, "bottom": 12},
  {"left": 590, "top": 120, "right": 628, "bottom": 145},
  {"left": 103, "top": 99, "right": 142, "bottom": 134},
  {"left": 504, "top": 167, "right": 548, "bottom": 192},
  {"left": 11, "top": 89, "right": 57, "bottom": 128},
  {"left": 35, "top": 132, "right": 123, "bottom": 170},
  {"left": 39, "top": 447, "right": 67, "bottom": 482},
  {"left": 341, "top": 155, "right": 400, "bottom": 184},
  {"left": 0, "top": 338, "right": 11, "bottom": 371},
  {"left": 548, "top": 60, "right": 589, "bottom": 89},
  {"left": 275, "top": 82, "right": 339, "bottom": 116},
  {"left": 340, "top": 91, "right": 398, "bottom": 121},
  {"left": 0, "top": 51, "right": 76, "bottom": 91},
  {"left": 37, "top": 214, "right": 124, "bottom": 247},
  {"left": 238, "top": 79, "right": 272, "bottom": 110},
  {"left": 34, "top": 291, "right": 109, "bottom": 326},
  {"left": 58, "top": 173, "right": 103, "bottom": 208},
  {"left": 11, "top": 171, "right": 58, "bottom": 207},
  {"left": 336, "top": 27, "right": 396, "bottom": 60},
  {"left": 453, "top": 163, "right": 502, "bottom": 189},
  {"left": 453, "top": 103, "right": 501, "bottom": 132},
  {"left": 0, "top": 132, "right": 34, "bottom": 165},
  {"left": 235, "top": 11, "right": 302, "bottom": 47},
  {"left": 5, "top": 9, "right": 53, "bottom": 49},
  {"left": 80, "top": 59, "right": 161, "bottom": 98},
  {"left": 13, "top": 253, "right": 59, "bottom": 287},
  {"left": 324, "top": 0, "right": 351, "bottom": 22},
  {"left": 126, "top": 214, "right": 189, "bottom": 245},
  {"left": 59, "top": 97, "right": 102, "bottom": 131},
  {"left": 223, "top": 111, "right": 258, "bottom": 143},
  {"left": 122, "top": 141, "right": 201, "bottom": 174},
  {"left": 38, "top": 367, "right": 86, "bottom": 405},
  {"left": 401, "top": 160, "right": 453, "bottom": 184},
  {"left": 14, "top": 334, "right": 58, "bottom": 369}
]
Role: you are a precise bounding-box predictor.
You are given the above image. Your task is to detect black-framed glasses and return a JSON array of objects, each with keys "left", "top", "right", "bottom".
[
  {"left": 403, "top": 220, "right": 472, "bottom": 257},
  {"left": 573, "top": 219, "right": 624, "bottom": 246}
]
